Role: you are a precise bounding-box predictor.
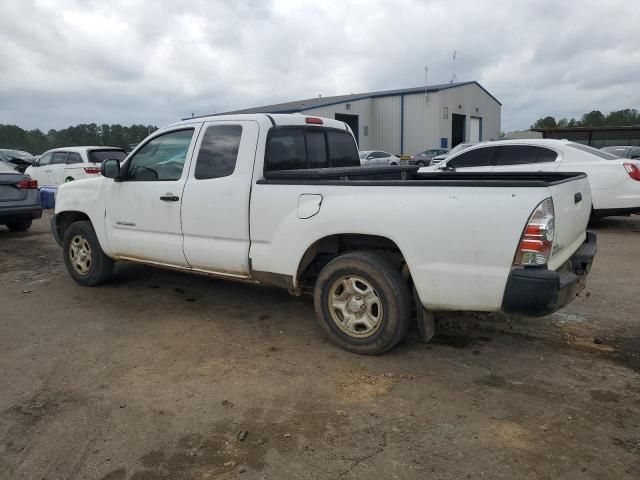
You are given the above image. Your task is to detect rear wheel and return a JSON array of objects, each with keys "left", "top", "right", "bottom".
[
  {"left": 63, "top": 220, "right": 114, "bottom": 286},
  {"left": 416, "top": 161, "right": 426, "bottom": 167},
  {"left": 313, "top": 251, "right": 411, "bottom": 354},
  {"left": 6, "top": 219, "right": 32, "bottom": 232}
]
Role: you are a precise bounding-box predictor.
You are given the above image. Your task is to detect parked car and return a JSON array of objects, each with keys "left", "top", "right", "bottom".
[
  {"left": 52, "top": 114, "right": 595, "bottom": 355},
  {"left": 429, "top": 142, "right": 476, "bottom": 166},
  {"left": 601, "top": 146, "right": 640, "bottom": 159},
  {"left": 404, "top": 148, "right": 449, "bottom": 167},
  {"left": 359, "top": 150, "right": 400, "bottom": 166},
  {"left": 431, "top": 139, "right": 640, "bottom": 219},
  {"left": 25, "top": 146, "right": 127, "bottom": 187},
  {"left": 0, "top": 160, "right": 42, "bottom": 231},
  {"left": 0, "top": 149, "right": 35, "bottom": 173}
]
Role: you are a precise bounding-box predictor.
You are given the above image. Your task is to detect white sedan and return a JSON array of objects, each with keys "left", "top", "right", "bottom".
[
  {"left": 25, "top": 146, "right": 127, "bottom": 187},
  {"left": 428, "top": 139, "right": 640, "bottom": 219},
  {"left": 359, "top": 150, "right": 400, "bottom": 166}
]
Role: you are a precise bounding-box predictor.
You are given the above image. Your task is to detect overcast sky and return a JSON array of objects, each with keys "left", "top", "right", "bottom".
[{"left": 1, "top": 0, "right": 639, "bottom": 133}]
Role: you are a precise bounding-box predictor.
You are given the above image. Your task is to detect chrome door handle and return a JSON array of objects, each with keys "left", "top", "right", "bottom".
[{"left": 160, "top": 194, "right": 180, "bottom": 202}]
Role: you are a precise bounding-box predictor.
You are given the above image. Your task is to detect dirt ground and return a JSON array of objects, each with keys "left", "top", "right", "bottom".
[{"left": 1, "top": 212, "right": 639, "bottom": 480}]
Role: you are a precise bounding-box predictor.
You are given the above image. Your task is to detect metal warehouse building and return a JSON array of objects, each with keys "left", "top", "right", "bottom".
[{"left": 224, "top": 81, "right": 501, "bottom": 155}]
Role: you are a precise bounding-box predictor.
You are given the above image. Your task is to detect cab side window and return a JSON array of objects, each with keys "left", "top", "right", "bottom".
[
  {"left": 194, "top": 125, "right": 243, "bottom": 179},
  {"left": 448, "top": 147, "right": 494, "bottom": 168},
  {"left": 126, "top": 129, "right": 194, "bottom": 181},
  {"left": 493, "top": 146, "right": 557, "bottom": 166},
  {"left": 52, "top": 152, "right": 69, "bottom": 165}
]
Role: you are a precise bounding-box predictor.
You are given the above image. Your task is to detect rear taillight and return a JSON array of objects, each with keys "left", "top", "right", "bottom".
[
  {"left": 515, "top": 197, "right": 555, "bottom": 266},
  {"left": 17, "top": 179, "right": 38, "bottom": 189},
  {"left": 84, "top": 167, "right": 101, "bottom": 174},
  {"left": 623, "top": 163, "right": 640, "bottom": 181}
]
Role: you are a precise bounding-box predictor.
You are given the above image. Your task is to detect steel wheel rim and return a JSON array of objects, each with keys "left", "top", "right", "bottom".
[
  {"left": 327, "top": 275, "right": 383, "bottom": 338},
  {"left": 69, "top": 234, "right": 92, "bottom": 275}
]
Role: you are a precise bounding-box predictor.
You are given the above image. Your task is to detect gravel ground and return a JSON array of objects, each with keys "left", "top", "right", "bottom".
[{"left": 0, "top": 212, "right": 638, "bottom": 480}]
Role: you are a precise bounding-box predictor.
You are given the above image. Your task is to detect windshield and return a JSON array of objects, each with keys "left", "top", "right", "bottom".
[
  {"left": 568, "top": 143, "right": 619, "bottom": 160},
  {"left": 88, "top": 149, "right": 127, "bottom": 163},
  {"left": 601, "top": 146, "right": 631, "bottom": 158}
]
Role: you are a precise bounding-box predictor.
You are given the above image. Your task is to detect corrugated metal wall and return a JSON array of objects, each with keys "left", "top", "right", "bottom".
[
  {"left": 371, "top": 96, "right": 401, "bottom": 154},
  {"left": 402, "top": 92, "right": 439, "bottom": 155}
]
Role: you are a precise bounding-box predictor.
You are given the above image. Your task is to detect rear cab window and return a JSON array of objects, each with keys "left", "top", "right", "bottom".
[{"left": 265, "top": 127, "right": 359, "bottom": 171}]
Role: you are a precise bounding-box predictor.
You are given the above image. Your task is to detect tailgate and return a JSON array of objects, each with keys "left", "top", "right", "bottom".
[
  {"left": 0, "top": 173, "right": 27, "bottom": 202},
  {"left": 547, "top": 173, "right": 591, "bottom": 270}
]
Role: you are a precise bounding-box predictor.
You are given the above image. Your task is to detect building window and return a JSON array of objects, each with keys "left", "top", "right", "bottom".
[
  {"left": 363, "top": 126, "right": 369, "bottom": 137},
  {"left": 443, "top": 107, "right": 449, "bottom": 119},
  {"left": 345, "top": 103, "right": 351, "bottom": 110}
]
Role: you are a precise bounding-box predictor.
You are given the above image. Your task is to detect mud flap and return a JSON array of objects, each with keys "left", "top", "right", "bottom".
[{"left": 413, "top": 286, "right": 435, "bottom": 343}]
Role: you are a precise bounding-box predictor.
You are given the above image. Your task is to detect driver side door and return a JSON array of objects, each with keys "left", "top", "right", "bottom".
[{"left": 104, "top": 126, "right": 201, "bottom": 266}]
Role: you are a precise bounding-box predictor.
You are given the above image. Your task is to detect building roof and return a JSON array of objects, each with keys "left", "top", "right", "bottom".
[{"left": 219, "top": 81, "right": 501, "bottom": 116}]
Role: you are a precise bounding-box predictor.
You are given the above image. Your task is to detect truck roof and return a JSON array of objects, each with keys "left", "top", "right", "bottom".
[{"left": 169, "top": 113, "right": 350, "bottom": 131}]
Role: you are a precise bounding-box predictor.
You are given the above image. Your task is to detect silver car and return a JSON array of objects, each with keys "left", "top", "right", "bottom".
[
  {"left": 0, "top": 160, "right": 42, "bottom": 232},
  {"left": 359, "top": 150, "right": 400, "bottom": 166}
]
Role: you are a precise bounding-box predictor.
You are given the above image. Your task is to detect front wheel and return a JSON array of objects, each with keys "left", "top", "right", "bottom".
[
  {"left": 416, "top": 161, "right": 426, "bottom": 167},
  {"left": 63, "top": 220, "right": 114, "bottom": 286},
  {"left": 313, "top": 251, "right": 411, "bottom": 354}
]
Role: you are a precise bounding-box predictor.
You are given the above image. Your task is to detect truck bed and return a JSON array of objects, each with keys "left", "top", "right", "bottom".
[{"left": 260, "top": 165, "right": 587, "bottom": 187}]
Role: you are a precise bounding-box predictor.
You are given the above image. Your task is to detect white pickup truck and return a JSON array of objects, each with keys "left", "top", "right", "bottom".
[{"left": 52, "top": 114, "right": 597, "bottom": 354}]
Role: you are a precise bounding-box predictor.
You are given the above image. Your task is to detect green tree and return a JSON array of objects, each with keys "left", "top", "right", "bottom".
[
  {"left": 581, "top": 110, "right": 605, "bottom": 127},
  {"left": 531, "top": 116, "right": 557, "bottom": 129}
]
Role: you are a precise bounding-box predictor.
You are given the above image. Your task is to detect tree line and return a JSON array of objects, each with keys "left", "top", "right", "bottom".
[
  {"left": 531, "top": 108, "right": 640, "bottom": 129},
  {"left": 0, "top": 123, "right": 158, "bottom": 155}
]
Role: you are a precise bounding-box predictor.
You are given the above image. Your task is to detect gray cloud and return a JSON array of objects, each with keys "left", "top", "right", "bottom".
[{"left": 1, "top": 0, "right": 639, "bottom": 132}]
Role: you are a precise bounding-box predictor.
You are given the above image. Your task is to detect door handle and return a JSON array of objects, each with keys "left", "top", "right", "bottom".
[
  {"left": 574, "top": 192, "right": 582, "bottom": 204},
  {"left": 160, "top": 194, "right": 180, "bottom": 202}
]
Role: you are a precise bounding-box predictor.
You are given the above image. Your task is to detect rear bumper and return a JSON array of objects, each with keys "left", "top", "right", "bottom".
[
  {"left": 0, "top": 204, "right": 42, "bottom": 222},
  {"left": 502, "top": 232, "right": 597, "bottom": 317}
]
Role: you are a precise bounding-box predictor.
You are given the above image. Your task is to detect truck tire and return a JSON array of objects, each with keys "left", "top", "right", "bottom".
[
  {"left": 63, "top": 220, "right": 114, "bottom": 286},
  {"left": 313, "top": 251, "right": 411, "bottom": 354},
  {"left": 6, "top": 219, "right": 32, "bottom": 232}
]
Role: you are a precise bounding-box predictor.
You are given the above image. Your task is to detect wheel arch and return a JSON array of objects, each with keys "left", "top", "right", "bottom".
[
  {"left": 296, "top": 233, "right": 412, "bottom": 289},
  {"left": 56, "top": 211, "right": 92, "bottom": 243}
]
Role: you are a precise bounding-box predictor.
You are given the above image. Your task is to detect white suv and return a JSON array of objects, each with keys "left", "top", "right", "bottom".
[{"left": 25, "top": 146, "right": 126, "bottom": 187}]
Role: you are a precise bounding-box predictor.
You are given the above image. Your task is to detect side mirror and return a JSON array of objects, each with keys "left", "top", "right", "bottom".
[
  {"left": 439, "top": 163, "right": 456, "bottom": 172},
  {"left": 101, "top": 159, "right": 121, "bottom": 179}
]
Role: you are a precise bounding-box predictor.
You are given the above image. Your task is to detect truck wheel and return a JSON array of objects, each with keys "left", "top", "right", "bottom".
[
  {"left": 63, "top": 220, "right": 114, "bottom": 286},
  {"left": 6, "top": 219, "right": 32, "bottom": 232},
  {"left": 313, "top": 251, "right": 411, "bottom": 354}
]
